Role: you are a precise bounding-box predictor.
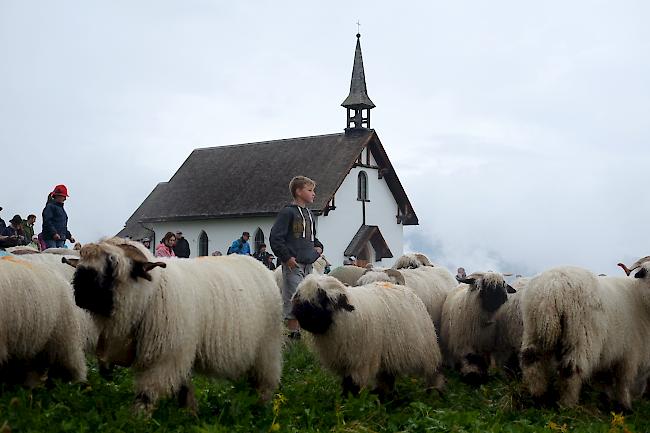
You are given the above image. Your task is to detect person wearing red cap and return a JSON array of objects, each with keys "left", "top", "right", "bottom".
[{"left": 42, "top": 184, "right": 75, "bottom": 249}]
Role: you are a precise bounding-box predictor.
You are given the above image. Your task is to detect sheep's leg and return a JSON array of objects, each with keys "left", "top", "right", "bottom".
[
  {"left": 612, "top": 363, "right": 634, "bottom": 411},
  {"left": 521, "top": 346, "right": 549, "bottom": 398},
  {"left": 460, "top": 353, "right": 488, "bottom": 385},
  {"left": 177, "top": 382, "right": 198, "bottom": 415},
  {"left": 375, "top": 371, "right": 396, "bottom": 401},
  {"left": 558, "top": 361, "right": 582, "bottom": 408},
  {"left": 133, "top": 365, "right": 185, "bottom": 415},
  {"left": 250, "top": 335, "right": 282, "bottom": 402},
  {"left": 425, "top": 371, "right": 446, "bottom": 394},
  {"left": 342, "top": 375, "right": 361, "bottom": 396}
]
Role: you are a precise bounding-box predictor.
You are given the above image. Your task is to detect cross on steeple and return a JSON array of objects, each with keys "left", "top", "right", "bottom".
[{"left": 356, "top": 20, "right": 361, "bottom": 34}]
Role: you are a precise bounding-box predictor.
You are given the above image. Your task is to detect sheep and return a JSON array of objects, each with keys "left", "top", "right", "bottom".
[
  {"left": 69, "top": 238, "right": 283, "bottom": 413},
  {"left": 327, "top": 265, "right": 367, "bottom": 286},
  {"left": 17, "top": 253, "right": 99, "bottom": 356},
  {"left": 291, "top": 274, "right": 445, "bottom": 397},
  {"left": 489, "top": 275, "right": 533, "bottom": 374},
  {"left": 440, "top": 272, "right": 516, "bottom": 383},
  {"left": 43, "top": 248, "right": 80, "bottom": 256},
  {"left": 274, "top": 254, "right": 330, "bottom": 292},
  {"left": 520, "top": 260, "right": 650, "bottom": 410},
  {"left": 0, "top": 256, "right": 87, "bottom": 386},
  {"left": 356, "top": 266, "right": 457, "bottom": 334},
  {"left": 5, "top": 245, "right": 39, "bottom": 254},
  {"left": 392, "top": 253, "right": 435, "bottom": 270}
]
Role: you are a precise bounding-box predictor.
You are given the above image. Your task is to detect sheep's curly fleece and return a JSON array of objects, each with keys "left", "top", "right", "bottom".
[
  {"left": 520, "top": 264, "right": 650, "bottom": 409},
  {"left": 81, "top": 238, "right": 283, "bottom": 407},
  {"left": 293, "top": 274, "right": 444, "bottom": 390},
  {"left": 0, "top": 256, "right": 87, "bottom": 382}
]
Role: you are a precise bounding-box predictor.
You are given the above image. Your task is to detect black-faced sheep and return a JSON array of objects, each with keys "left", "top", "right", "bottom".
[
  {"left": 440, "top": 272, "right": 515, "bottom": 383},
  {"left": 69, "top": 238, "right": 283, "bottom": 413},
  {"left": 291, "top": 274, "right": 444, "bottom": 397}
]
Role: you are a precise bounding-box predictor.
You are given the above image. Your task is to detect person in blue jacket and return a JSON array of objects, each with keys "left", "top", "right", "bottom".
[
  {"left": 228, "top": 231, "right": 251, "bottom": 255},
  {"left": 42, "top": 184, "right": 75, "bottom": 249}
]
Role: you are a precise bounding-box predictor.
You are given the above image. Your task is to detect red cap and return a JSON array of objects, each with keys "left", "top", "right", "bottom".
[{"left": 52, "top": 184, "right": 69, "bottom": 197}]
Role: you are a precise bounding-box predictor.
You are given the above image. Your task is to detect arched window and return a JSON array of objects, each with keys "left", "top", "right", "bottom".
[
  {"left": 254, "top": 227, "right": 265, "bottom": 252},
  {"left": 357, "top": 171, "right": 368, "bottom": 201},
  {"left": 198, "top": 230, "right": 209, "bottom": 257}
]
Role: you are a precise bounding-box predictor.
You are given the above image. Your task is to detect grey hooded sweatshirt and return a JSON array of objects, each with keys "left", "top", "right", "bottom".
[{"left": 270, "top": 204, "right": 324, "bottom": 265}]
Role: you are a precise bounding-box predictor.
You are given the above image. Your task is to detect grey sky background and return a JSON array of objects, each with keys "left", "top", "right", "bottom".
[{"left": 1, "top": 1, "right": 648, "bottom": 276}]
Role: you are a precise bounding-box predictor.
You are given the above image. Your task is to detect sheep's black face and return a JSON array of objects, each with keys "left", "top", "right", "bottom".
[
  {"left": 292, "top": 288, "right": 355, "bottom": 334},
  {"left": 479, "top": 280, "right": 509, "bottom": 313},
  {"left": 73, "top": 257, "right": 117, "bottom": 317}
]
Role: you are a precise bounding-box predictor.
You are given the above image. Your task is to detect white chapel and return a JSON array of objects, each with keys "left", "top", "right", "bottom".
[{"left": 118, "top": 34, "right": 418, "bottom": 268}]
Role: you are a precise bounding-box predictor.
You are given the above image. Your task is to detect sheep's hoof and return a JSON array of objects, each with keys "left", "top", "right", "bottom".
[
  {"left": 178, "top": 384, "right": 198, "bottom": 416},
  {"left": 341, "top": 376, "right": 360, "bottom": 397},
  {"left": 133, "top": 393, "right": 156, "bottom": 417}
]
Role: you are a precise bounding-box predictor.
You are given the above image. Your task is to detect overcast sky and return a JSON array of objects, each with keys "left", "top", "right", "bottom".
[{"left": 1, "top": 0, "right": 648, "bottom": 276}]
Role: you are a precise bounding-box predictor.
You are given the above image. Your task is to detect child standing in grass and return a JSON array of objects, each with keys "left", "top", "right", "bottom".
[{"left": 270, "top": 176, "right": 324, "bottom": 340}]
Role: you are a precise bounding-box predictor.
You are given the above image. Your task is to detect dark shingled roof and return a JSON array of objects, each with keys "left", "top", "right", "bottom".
[
  {"left": 117, "top": 129, "right": 418, "bottom": 234},
  {"left": 344, "top": 225, "right": 393, "bottom": 260}
]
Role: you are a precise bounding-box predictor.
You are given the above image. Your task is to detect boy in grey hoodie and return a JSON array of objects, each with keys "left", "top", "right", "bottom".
[{"left": 270, "top": 176, "right": 323, "bottom": 339}]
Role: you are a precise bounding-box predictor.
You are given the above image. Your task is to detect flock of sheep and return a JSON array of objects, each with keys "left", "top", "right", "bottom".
[{"left": 1, "top": 239, "right": 649, "bottom": 417}]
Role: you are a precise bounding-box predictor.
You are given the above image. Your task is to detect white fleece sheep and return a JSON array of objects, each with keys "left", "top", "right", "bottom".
[
  {"left": 520, "top": 261, "right": 650, "bottom": 409},
  {"left": 291, "top": 274, "right": 444, "bottom": 395},
  {"left": 274, "top": 254, "right": 330, "bottom": 291},
  {"left": 440, "top": 272, "right": 515, "bottom": 382},
  {"left": 328, "top": 265, "right": 367, "bottom": 286},
  {"left": 356, "top": 266, "right": 457, "bottom": 334},
  {"left": 0, "top": 256, "right": 87, "bottom": 385},
  {"left": 392, "top": 253, "right": 434, "bottom": 270},
  {"left": 71, "top": 238, "right": 283, "bottom": 413},
  {"left": 18, "top": 253, "right": 99, "bottom": 355},
  {"left": 42, "top": 248, "right": 80, "bottom": 256}
]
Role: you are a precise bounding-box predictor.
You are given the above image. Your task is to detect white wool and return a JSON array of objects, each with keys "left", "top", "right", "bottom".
[
  {"left": 274, "top": 254, "right": 330, "bottom": 292},
  {"left": 356, "top": 266, "right": 456, "bottom": 334},
  {"left": 392, "top": 253, "right": 434, "bottom": 270},
  {"left": 18, "top": 253, "right": 100, "bottom": 355},
  {"left": 42, "top": 248, "right": 80, "bottom": 256},
  {"left": 294, "top": 275, "right": 443, "bottom": 389},
  {"left": 328, "top": 265, "right": 367, "bottom": 286},
  {"left": 440, "top": 273, "right": 509, "bottom": 373},
  {"left": 81, "top": 239, "right": 283, "bottom": 407},
  {"left": 0, "top": 256, "right": 87, "bottom": 382},
  {"left": 520, "top": 264, "right": 650, "bottom": 409},
  {"left": 494, "top": 290, "right": 525, "bottom": 370}
]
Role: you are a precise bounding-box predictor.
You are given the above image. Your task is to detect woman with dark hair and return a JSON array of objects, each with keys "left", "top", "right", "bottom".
[{"left": 155, "top": 232, "right": 177, "bottom": 257}]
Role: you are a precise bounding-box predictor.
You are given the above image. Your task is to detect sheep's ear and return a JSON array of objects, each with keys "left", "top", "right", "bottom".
[
  {"left": 62, "top": 257, "right": 79, "bottom": 268},
  {"left": 335, "top": 294, "right": 355, "bottom": 312},
  {"left": 634, "top": 268, "right": 647, "bottom": 279},
  {"left": 384, "top": 269, "right": 406, "bottom": 285},
  {"left": 506, "top": 285, "right": 517, "bottom": 294},
  {"left": 133, "top": 261, "right": 166, "bottom": 281},
  {"left": 458, "top": 277, "right": 476, "bottom": 286}
]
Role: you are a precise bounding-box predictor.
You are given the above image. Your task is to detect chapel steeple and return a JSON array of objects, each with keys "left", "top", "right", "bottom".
[{"left": 342, "top": 33, "right": 375, "bottom": 131}]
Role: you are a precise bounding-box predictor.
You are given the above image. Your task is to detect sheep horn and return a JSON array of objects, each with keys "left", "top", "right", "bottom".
[{"left": 619, "top": 256, "right": 650, "bottom": 276}]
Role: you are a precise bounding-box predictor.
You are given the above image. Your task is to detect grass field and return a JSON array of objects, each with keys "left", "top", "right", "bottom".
[{"left": 1, "top": 341, "right": 648, "bottom": 432}]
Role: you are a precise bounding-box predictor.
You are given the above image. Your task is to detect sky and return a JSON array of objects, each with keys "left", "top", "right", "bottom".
[{"left": 1, "top": 0, "right": 648, "bottom": 276}]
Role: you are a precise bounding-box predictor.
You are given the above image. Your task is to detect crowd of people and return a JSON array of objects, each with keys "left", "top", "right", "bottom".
[{"left": 0, "top": 184, "right": 80, "bottom": 253}]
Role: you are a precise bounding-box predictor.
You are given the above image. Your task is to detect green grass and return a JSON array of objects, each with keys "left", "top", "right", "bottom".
[{"left": 1, "top": 343, "right": 648, "bottom": 432}]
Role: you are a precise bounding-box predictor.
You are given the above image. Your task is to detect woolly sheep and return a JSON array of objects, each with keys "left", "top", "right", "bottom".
[
  {"left": 17, "top": 253, "right": 99, "bottom": 355},
  {"left": 392, "top": 253, "right": 434, "bottom": 270},
  {"left": 0, "top": 256, "right": 87, "bottom": 385},
  {"left": 69, "top": 238, "right": 283, "bottom": 413},
  {"left": 327, "top": 265, "right": 367, "bottom": 286},
  {"left": 520, "top": 260, "right": 650, "bottom": 409},
  {"left": 42, "top": 248, "right": 81, "bottom": 256},
  {"left": 291, "top": 274, "right": 445, "bottom": 396},
  {"left": 440, "top": 272, "right": 515, "bottom": 383},
  {"left": 356, "top": 266, "right": 457, "bottom": 334}
]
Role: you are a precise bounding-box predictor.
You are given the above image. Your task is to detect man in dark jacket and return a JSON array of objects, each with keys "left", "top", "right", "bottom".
[
  {"left": 270, "top": 176, "right": 323, "bottom": 339},
  {"left": 1, "top": 215, "right": 27, "bottom": 245},
  {"left": 173, "top": 231, "right": 191, "bottom": 258},
  {"left": 42, "top": 184, "right": 75, "bottom": 249}
]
